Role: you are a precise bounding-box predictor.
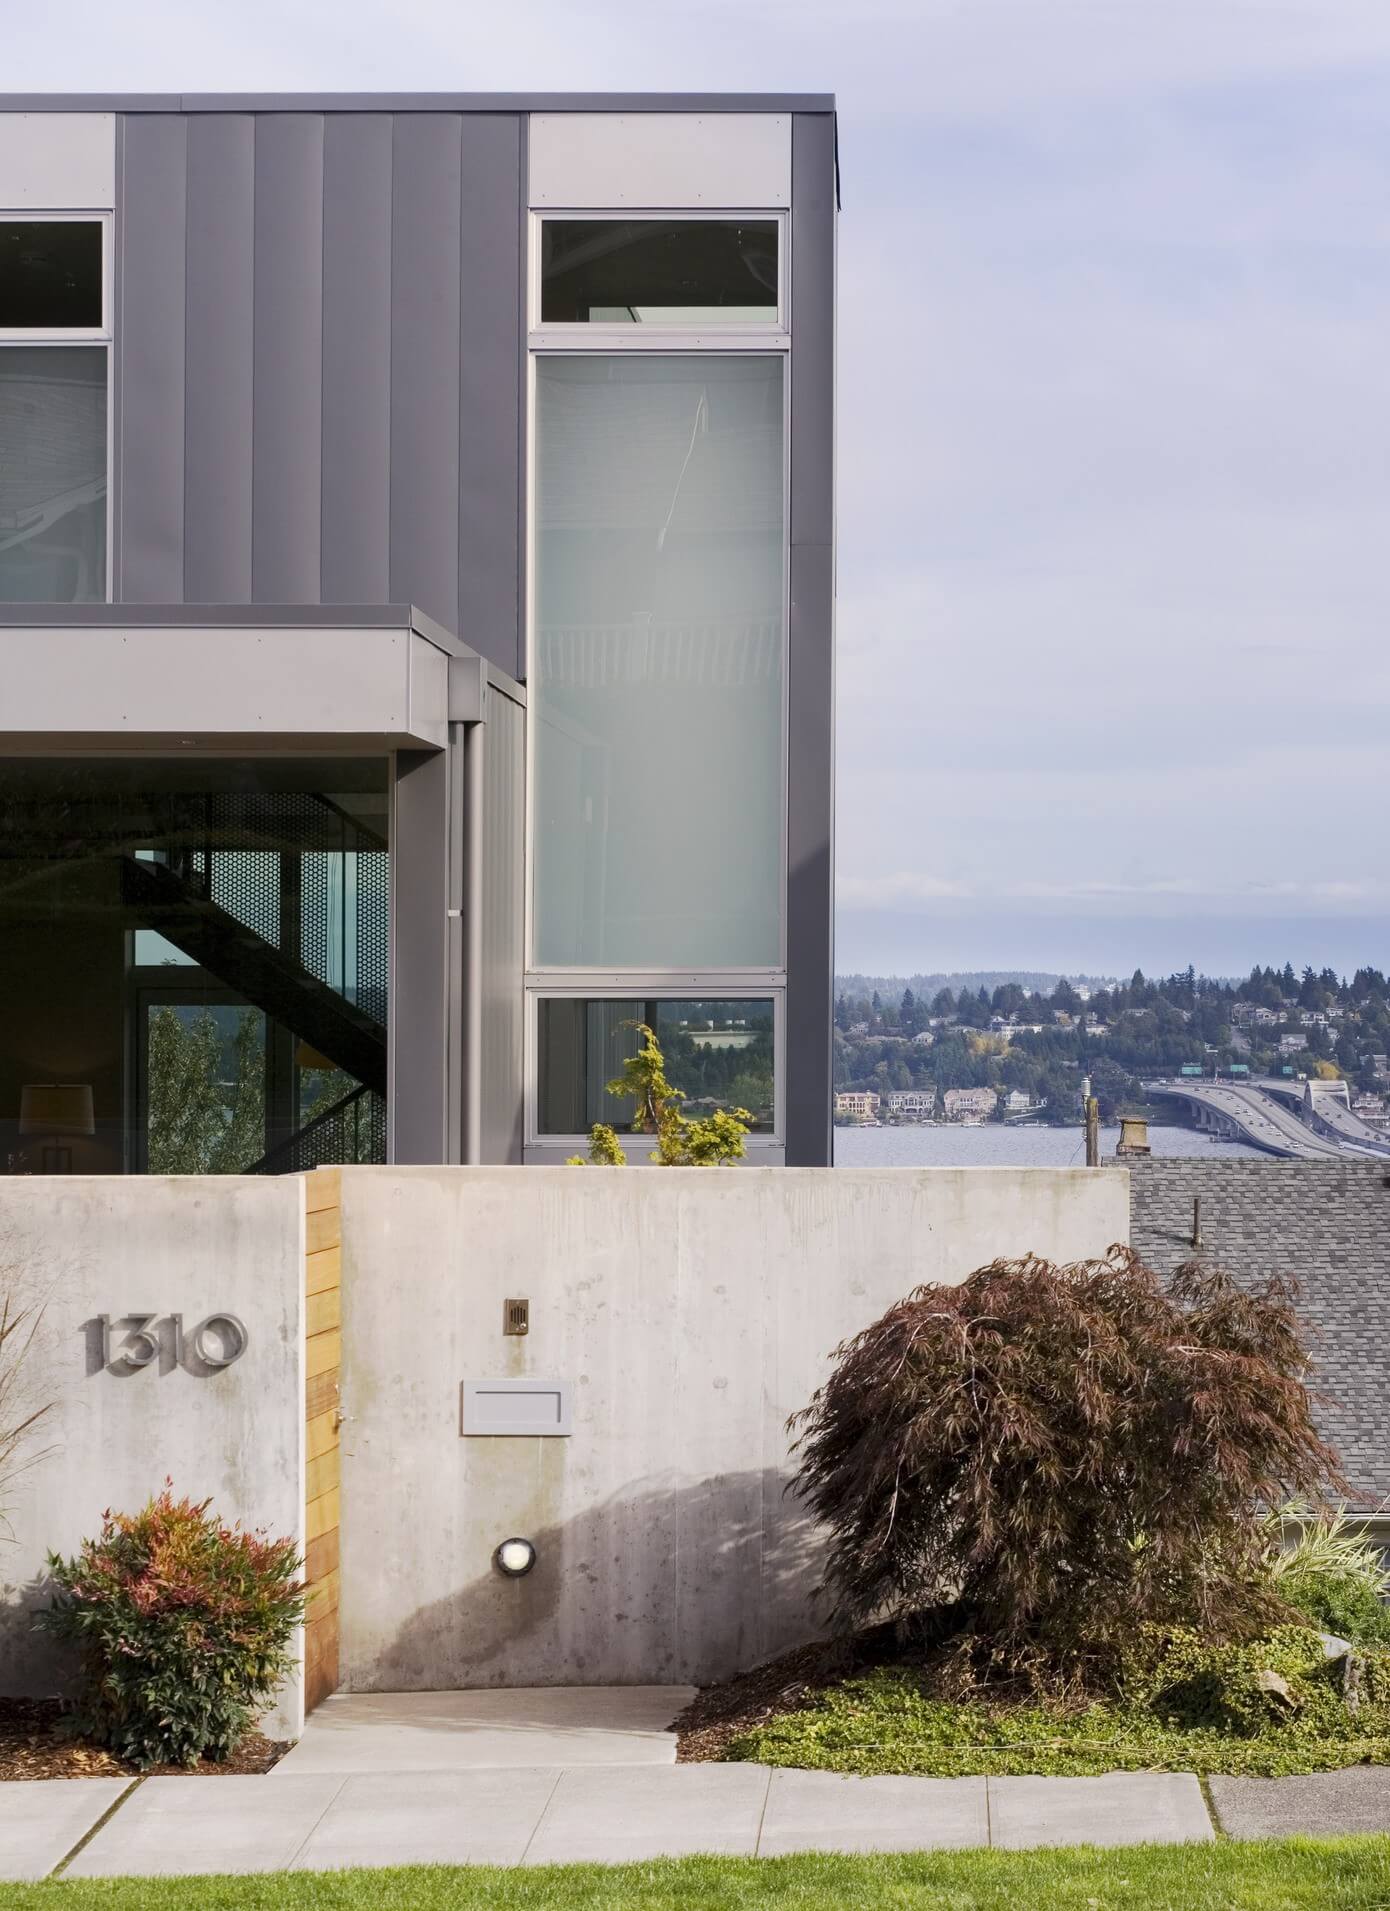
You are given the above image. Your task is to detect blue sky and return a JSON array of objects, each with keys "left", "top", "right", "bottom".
[{"left": 10, "top": 1, "right": 1389, "bottom": 980}]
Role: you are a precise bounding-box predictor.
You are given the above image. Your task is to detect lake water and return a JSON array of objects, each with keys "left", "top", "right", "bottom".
[{"left": 834, "top": 1123, "right": 1262, "bottom": 1168}]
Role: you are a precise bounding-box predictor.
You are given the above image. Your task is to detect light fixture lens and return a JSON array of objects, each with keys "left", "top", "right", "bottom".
[{"left": 494, "top": 1537, "right": 537, "bottom": 1578}]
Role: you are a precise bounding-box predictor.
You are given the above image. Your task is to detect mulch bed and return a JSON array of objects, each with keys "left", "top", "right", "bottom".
[
  {"left": 674, "top": 1627, "right": 900, "bottom": 1762},
  {"left": 0, "top": 1697, "right": 288, "bottom": 1780}
]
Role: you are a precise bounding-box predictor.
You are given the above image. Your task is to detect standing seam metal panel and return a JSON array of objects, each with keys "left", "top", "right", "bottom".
[
  {"left": 116, "top": 107, "right": 527, "bottom": 679},
  {"left": 321, "top": 114, "right": 393, "bottom": 604},
  {"left": 480, "top": 690, "right": 526, "bottom": 1162},
  {"left": 389, "top": 115, "right": 462, "bottom": 638},
  {"left": 252, "top": 114, "right": 324, "bottom": 603},
  {"left": 458, "top": 116, "right": 524, "bottom": 680},
  {"left": 786, "top": 113, "right": 836, "bottom": 1167},
  {"left": 116, "top": 115, "right": 187, "bottom": 602},
  {"left": 183, "top": 114, "right": 254, "bottom": 602}
]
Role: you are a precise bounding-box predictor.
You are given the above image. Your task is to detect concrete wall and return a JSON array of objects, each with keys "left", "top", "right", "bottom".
[
  {"left": 338, "top": 1165, "right": 1129, "bottom": 1691},
  {"left": 0, "top": 1178, "right": 305, "bottom": 1737}
]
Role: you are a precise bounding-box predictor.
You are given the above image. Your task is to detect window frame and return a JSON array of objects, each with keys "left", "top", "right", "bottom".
[
  {"left": 524, "top": 345, "right": 792, "bottom": 980},
  {"left": 525, "top": 981, "right": 786, "bottom": 1153},
  {"left": 0, "top": 208, "right": 113, "bottom": 603},
  {"left": 0, "top": 210, "right": 112, "bottom": 343},
  {"left": 528, "top": 209, "right": 790, "bottom": 351}
]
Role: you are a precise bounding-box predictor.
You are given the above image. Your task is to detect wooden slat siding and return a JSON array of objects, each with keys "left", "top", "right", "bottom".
[
  {"left": 306, "top": 1286, "right": 340, "bottom": 1339},
  {"left": 304, "top": 1527, "right": 339, "bottom": 1586},
  {"left": 305, "top": 1370, "right": 339, "bottom": 1422},
  {"left": 303, "top": 1168, "right": 342, "bottom": 1714},
  {"left": 305, "top": 1445, "right": 339, "bottom": 1503},
  {"left": 305, "top": 1245, "right": 340, "bottom": 1295}
]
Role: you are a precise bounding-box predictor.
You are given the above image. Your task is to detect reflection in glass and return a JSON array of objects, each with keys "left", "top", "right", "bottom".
[
  {"left": 145, "top": 1003, "right": 266, "bottom": 1173},
  {"left": 0, "top": 759, "right": 388, "bottom": 1174},
  {"left": 0, "top": 222, "right": 103, "bottom": 329},
  {"left": 533, "top": 355, "right": 784, "bottom": 967},
  {"left": 539, "top": 997, "right": 775, "bottom": 1135},
  {"left": 0, "top": 347, "right": 106, "bottom": 602},
  {"left": 540, "top": 219, "right": 778, "bottom": 326}
]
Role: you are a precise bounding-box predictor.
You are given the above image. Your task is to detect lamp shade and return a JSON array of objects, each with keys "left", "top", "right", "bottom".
[{"left": 19, "top": 1084, "right": 95, "bottom": 1136}]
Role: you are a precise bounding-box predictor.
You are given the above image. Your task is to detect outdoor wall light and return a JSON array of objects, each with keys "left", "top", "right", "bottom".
[{"left": 494, "top": 1537, "right": 537, "bottom": 1579}]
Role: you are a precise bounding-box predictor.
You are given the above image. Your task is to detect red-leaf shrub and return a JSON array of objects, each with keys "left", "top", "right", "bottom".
[
  {"left": 789, "top": 1248, "right": 1343, "bottom": 1674},
  {"left": 39, "top": 1485, "right": 304, "bottom": 1768}
]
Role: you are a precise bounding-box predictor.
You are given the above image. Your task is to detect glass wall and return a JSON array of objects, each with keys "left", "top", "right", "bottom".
[
  {"left": 538, "top": 997, "right": 776, "bottom": 1135},
  {"left": 532, "top": 354, "right": 784, "bottom": 969},
  {"left": 0, "top": 759, "right": 388, "bottom": 1174}
]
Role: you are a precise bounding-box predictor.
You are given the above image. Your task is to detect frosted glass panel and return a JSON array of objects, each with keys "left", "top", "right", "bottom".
[
  {"left": 0, "top": 346, "right": 106, "bottom": 602},
  {"left": 533, "top": 356, "right": 784, "bottom": 967}
]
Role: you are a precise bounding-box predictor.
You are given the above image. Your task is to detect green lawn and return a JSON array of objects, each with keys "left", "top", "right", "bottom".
[{"left": 10, "top": 1840, "right": 1390, "bottom": 1911}]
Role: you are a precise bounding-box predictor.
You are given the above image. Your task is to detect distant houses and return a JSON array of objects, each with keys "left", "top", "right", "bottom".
[{"left": 943, "top": 1086, "right": 999, "bottom": 1121}]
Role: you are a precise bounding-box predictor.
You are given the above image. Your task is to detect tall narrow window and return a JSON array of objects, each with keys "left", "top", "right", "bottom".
[
  {"left": 532, "top": 354, "right": 784, "bottom": 968},
  {"left": 0, "top": 216, "right": 109, "bottom": 603}
]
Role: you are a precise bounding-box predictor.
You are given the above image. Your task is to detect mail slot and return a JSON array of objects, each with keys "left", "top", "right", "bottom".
[{"left": 462, "top": 1378, "right": 572, "bottom": 1437}]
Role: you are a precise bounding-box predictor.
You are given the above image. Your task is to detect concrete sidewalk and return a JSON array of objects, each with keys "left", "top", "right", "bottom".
[
  {"left": 6, "top": 1766, "right": 1215, "bottom": 1879},
  {"left": 275, "top": 1685, "right": 696, "bottom": 1773}
]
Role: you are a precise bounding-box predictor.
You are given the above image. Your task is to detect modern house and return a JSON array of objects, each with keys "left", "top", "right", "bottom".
[{"left": 0, "top": 95, "right": 837, "bottom": 1172}]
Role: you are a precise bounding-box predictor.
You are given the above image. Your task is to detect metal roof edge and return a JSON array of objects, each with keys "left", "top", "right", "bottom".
[{"left": 0, "top": 92, "right": 836, "bottom": 115}]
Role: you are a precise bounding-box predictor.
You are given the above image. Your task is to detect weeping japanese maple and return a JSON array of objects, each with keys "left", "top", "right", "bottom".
[{"left": 789, "top": 1247, "right": 1342, "bottom": 1669}]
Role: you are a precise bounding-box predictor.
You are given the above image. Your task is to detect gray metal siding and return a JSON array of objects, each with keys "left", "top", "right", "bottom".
[
  {"left": 389, "top": 747, "right": 451, "bottom": 1163},
  {"left": 321, "top": 114, "right": 393, "bottom": 603},
  {"left": 389, "top": 115, "right": 462, "bottom": 637},
  {"left": 786, "top": 113, "right": 836, "bottom": 1166},
  {"left": 183, "top": 115, "right": 254, "bottom": 602},
  {"left": 459, "top": 116, "right": 524, "bottom": 681},
  {"left": 252, "top": 114, "right": 324, "bottom": 603},
  {"left": 117, "top": 114, "right": 187, "bottom": 602},
  {"left": 114, "top": 108, "right": 525, "bottom": 673},
  {"left": 480, "top": 688, "right": 526, "bottom": 1162}
]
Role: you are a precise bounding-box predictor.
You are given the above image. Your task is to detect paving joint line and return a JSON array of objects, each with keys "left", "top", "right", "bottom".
[
  {"left": 517, "top": 1767, "right": 566, "bottom": 1867},
  {"left": 1197, "top": 1772, "right": 1225, "bottom": 1839},
  {"left": 49, "top": 1776, "right": 143, "bottom": 1878},
  {"left": 984, "top": 1772, "right": 993, "bottom": 1849},
  {"left": 752, "top": 1763, "right": 773, "bottom": 1856},
  {"left": 285, "top": 1772, "right": 351, "bottom": 1868}
]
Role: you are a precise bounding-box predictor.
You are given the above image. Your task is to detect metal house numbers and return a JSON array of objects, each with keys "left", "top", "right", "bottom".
[{"left": 96, "top": 1312, "right": 249, "bottom": 1376}]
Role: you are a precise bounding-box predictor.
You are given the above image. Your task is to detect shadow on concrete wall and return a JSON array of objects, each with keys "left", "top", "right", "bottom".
[
  {"left": 0, "top": 1571, "right": 67, "bottom": 1699},
  {"left": 363, "top": 1466, "right": 829, "bottom": 1694}
]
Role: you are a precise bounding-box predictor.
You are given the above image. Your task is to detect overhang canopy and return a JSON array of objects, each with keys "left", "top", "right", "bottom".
[{"left": 0, "top": 604, "right": 483, "bottom": 752}]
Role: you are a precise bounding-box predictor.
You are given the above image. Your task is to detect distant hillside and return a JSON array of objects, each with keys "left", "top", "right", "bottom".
[{"left": 835, "top": 971, "right": 1119, "bottom": 1000}]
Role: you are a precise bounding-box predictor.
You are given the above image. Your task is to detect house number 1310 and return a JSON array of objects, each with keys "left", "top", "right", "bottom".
[{"left": 97, "top": 1313, "right": 249, "bottom": 1372}]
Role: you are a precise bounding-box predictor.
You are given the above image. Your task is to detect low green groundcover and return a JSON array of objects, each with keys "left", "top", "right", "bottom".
[
  {"left": 10, "top": 1840, "right": 1390, "bottom": 1910},
  {"left": 729, "top": 1626, "right": 1390, "bottom": 1779}
]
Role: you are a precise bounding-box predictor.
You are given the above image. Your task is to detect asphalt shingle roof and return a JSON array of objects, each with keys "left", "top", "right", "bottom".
[{"left": 1128, "top": 1156, "right": 1390, "bottom": 1511}]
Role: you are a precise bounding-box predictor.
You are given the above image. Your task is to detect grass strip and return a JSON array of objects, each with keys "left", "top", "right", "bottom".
[{"left": 5, "top": 1835, "right": 1390, "bottom": 1910}]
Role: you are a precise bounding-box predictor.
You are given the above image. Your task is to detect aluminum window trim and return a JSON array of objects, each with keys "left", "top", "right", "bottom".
[
  {"left": 0, "top": 209, "right": 112, "bottom": 341},
  {"left": 524, "top": 982, "right": 785, "bottom": 1147},
  {"left": 528, "top": 207, "right": 789, "bottom": 338},
  {"left": 0, "top": 209, "right": 113, "bottom": 607}
]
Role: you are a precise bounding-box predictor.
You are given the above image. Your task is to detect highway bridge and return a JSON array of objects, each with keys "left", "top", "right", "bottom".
[
  {"left": 1143, "top": 1078, "right": 1390, "bottom": 1161},
  {"left": 1253, "top": 1077, "right": 1390, "bottom": 1158}
]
